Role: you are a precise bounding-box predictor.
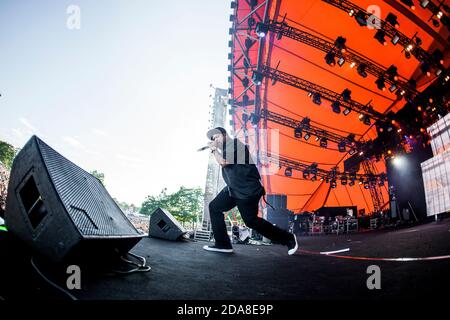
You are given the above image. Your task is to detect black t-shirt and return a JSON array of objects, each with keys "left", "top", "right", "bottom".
[{"left": 221, "top": 138, "right": 264, "bottom": 199}]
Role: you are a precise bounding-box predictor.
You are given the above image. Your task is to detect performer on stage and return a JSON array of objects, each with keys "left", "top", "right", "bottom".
[{"left": 203, "top": 127, "right": 298, "bottom": 255}]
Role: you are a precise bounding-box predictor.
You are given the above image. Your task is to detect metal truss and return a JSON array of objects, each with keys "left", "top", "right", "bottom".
[
  {"left": 265, "top": 153, "right": 386, "bottom": 183},
  {"left": 258, "top": 19, "right": 419, "bottom": 98},
  {"left": 321, "top": 0, "right": 444, "bottom": 70},
  {"left": 260, "top": 109, "right": 364, "bottom": 151},
  {"left": 258, "top": 64, "right": 386, "bottom": 122},
  {"left": 361, "top": 160, "right": 385, "bottom": 212}
]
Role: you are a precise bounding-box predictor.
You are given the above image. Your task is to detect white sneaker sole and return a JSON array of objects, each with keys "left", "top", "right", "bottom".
[
  {"left": 203, "top": 245, "right": 233, "bottom": 253},
  {"left": 288, "top": 236, "right": 299, "bottom": 255}
]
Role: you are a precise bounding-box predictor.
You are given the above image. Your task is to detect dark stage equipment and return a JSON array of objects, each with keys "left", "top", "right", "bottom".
[
  {"left": 5, "top": 136, "right": 143, "bottom": 262},
  {"left": 315, "top": 206, "right": 358, "bottom": 219},
  {"left": 266, "top": 194, "right": 287, "bottom": 209},
  {"left": 266, "top": 208, "right": 292, "bottom": 231},
  {"left": 148, "top": 207, "right": 186, "bottom": 241}
]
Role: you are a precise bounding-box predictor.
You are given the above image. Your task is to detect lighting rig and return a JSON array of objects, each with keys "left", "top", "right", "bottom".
[
  {"left": 255, "top": 19, "right": 419, "bottom": 99},
  {"left": 322, "top": 0, "right": 445, "bottom": 75}
]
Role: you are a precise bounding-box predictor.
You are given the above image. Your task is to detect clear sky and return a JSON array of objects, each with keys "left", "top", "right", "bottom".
[{"left": 0, "top": 0, "right": 230, "bottom": 206}]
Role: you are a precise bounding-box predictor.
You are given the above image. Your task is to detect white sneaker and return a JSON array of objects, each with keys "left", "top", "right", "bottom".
[
  {"left": 287, "top": 234, "right": 299, "bottom": 255},
  {"left": 203, "top": 245, "right": 233, "bottom": 253}
]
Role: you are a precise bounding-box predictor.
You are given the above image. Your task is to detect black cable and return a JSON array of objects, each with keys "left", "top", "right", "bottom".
[{"left": 30, "top": 257, "right": 78, "bottom": 301}]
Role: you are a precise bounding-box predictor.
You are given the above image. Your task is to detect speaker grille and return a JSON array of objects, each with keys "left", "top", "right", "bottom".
[{"left": 38, "top": 139, "right": 138, "bottom": 237}]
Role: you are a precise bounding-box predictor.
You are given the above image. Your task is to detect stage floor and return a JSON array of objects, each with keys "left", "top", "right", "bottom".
[{"left": 1, "top": 218, "right": 450, "bottom": 300}]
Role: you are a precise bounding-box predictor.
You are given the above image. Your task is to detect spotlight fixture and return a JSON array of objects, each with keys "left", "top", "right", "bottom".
[
  {"left": 357, "top": 64, "right": 368, "bottom": 78},
  {"left": 337, "top": 57, "right": 345, "bottom": 66},
  {"left": 334, "top": 36, "right": 347, "bottom": 52},
  {"left": 341, "top": 89, "right": 352, "bottom": 101},
  {"left": 359, "top": 177, "right": 364, "bottom": 185},
  {"left": 349, "top": 9, "right": 355, "bottom": 17},
  {"left": 420, "top": 0, "right": 429, "bottom": 8},
  {"left": 360, "top": 115, "right": 371, "bottom": 125},
  {"left": 301, "top": 117, "right": 311, "bottom": 129},
  {"left": 375, "top": 77, "right": 386, "bottom": 91},
  {"left": 432, "top": 19, "right": 440, "bottom": 28},
  {"left": 414, "top": 37, "right": 422, "bottom": 46},
  {"left": 304, "top": 133, "right": 311, "bottom": 141},
  {"left": 249, "top": 113, "right": 260, "bottom": 125},
  {"left": 355, "top": 11, "right": 368, "bottom": 26},
  {"left": 400, "top": 0, "right": 415, "bottom": 10},
  {"left": 285, "top": 167, "right": 292, "bottom": 177},
  {"left": 312, "top": 93, "right": 322, "bottom": 105},
  {"left": 338, "top": 141, "right": 346, "bottom": 152},
  {"left": 320, "top": 137, "right": 328, "bottom": 148},
  {"left": 349, "top": 179, "right": 355, "bottom": 186},
  {"left": 331, "top": 101, "right": 341, "bottom": 114},
  {"left": 311, "top": 174, "right": 317, "bottom": 181},
  {"left": 252, "top": 71, "right": 263, "bottom": 85},
  {"left": 303, "top": 170, "right": 310, "bottom": 179},
  {"left": 432, "top": 49, "right": 444, "bottom": 65},
  {"left": 343, "top": 108, "right": 351, "bottom": 116},
  {"left": 242, "top": 77, "right": 249, "bottom": 87},
  {"left": 386, "top": 13, "right": 400, "bottom": 28},
  {"left": 391, "top": 34, "right": 400, "bottom": 45},
  {"left": 340, "top": 175, "right": 348, "bottom": 185},
  {"left": 420, "top": 63, "right": 431, "bottom": 77},
  {"left": 405, "top": 51, "right": 411, "bottom": 59},
  {"left": 325, "top": 51, "right": 336, "bottom": 66},
  {"left": 294, "top": 127, "right": 302, "bottom": 138},
  {"left": 389, "top": 83, "right": 397, "bottom": 93},
  {"left": 364, "top": 180, "right": 370, "bottom": 189},
  {"left": 374, "top": 30, "right": 387, "bottom": 45},
  {"left": 330, "top": 179, "right": 337, "bottom": 188},
  {"left": 255, "top": 22, "right": 269, "bottom": 38},
  {"left": 386, "top": 65, "right": 399, "bottom": 81},
  {"left": 350, "top": 62, "right": 356, "bottom": 68}
]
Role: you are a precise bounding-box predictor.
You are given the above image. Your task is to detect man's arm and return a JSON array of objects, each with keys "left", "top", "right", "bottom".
[{"left": 211, "top": 148, "right": 229, "bottom": 167}]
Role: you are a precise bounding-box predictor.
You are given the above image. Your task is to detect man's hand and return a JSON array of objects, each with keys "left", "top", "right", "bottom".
[{"left": 208, "top": 141, "right": 218, "bottom": 151}]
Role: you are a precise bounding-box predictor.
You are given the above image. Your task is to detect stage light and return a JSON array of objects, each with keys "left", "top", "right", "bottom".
[
  {"left": 252, "top": 71, "right": 263, "bottom": 85},
  {"left": 331, "top": 179, "right": 337, "bottom": 188},
  {"left": 349, "top": 179, "right": 355, "bottom": 186},
  {"left": 374, "top": 30, "right": 387, "bottom": 46},
  {"left": 357, "top": 64, "right": 368, "bottom": 78},
  {"left": 420, "top": 0, "right": 429, "bottom": 8},
  {"left": 337, "top": 57, "right": 345, "bottom": 66},
  {"left": 359, "top": 177, "right": 364, "bottom": 185},
  {"left": 386, "top": 13, "right": 400, "bottom": 28},
  {"left": 245, "top": 38, "right": 255, "bottom": 50},
  {"left": 406, "top": 43, "right": 414, "bottom": 52},
  {"left": 432, "top": 19, "right": 440, "bottom": 28},
  {"left": 320, "top": 137, "right": 328, "bottom": 148},
  {"left": 350, "top": 62, "right": 356, "bottom": 68},
  {"left": 301, "top": 117, "right": 311, "bottom": 129},
  {"left": 393, "top": 156, "right": 405, "bottom": 168},
  {"left": 294, "top": 127, "right": 302, "bottom": 138},
  {"left": 325, "top": 51, "right": 336, "bottom": 66},
  {"left": 312, "top": 93, "right": 322, "bottom": 105},
  {"left": 349, "top": 149, "right": 356, "bottom": 155},
  {"left": 331, "top": 101, "right": 341, "bottom": 114},
  {"left": 420, "top": 63, "right": 431, "bottom": 77},
  {"left": 242, "top": 77, "right": 249, "bottom": 87},
  {"left": 375, "top": 77, "right": 386, "bottom": 91},
  {"left": 249, "top": 113, "right": 260, "bottom": 126},
  {"left": 349, "top": 9, "right": 355, "bottom": 16},
  {"left": 338, "top": 141, "right": 346, "bottom": 152},
  {"left": 405, "top": 51, "right": 411, "bottom": 59},
  {"left": 255, "top": 22, "right": 269, "bottom": 38},
  {"left": 359, "top": 151, "right": 364, "bottom": 156},
  {"left": 386, "top": 65, "right": 398, "bottom": 81},
  {"left": 414, "top": 37, "right": 423, "bottom": 46},
  {"left": 285, "top": 167, "right": 293, "bottom": 177},
  {"left": 437, "top": 11, "right": 443, "bottom": 19},
  {"left": 303, "top": 170, "right": 310, "bottom": 179},
  {"left": 343, "top": 108, "right": 351, "bottom": 116},
  {"left": 432, "top": 49, "right": 444, "bottom": 65},
  {"left": 355, "top": 11, "right": 368, "bottom": 26},
  {"left": 242, "top": 94, "right": 249, "bottom": 106},
  {"left": 334, "top": 36, "right": 347, "bottom": 52},
  {"left": 304, "top": 133, "right": 311, "bottom": 141},
  {"left": 400, "top": 0, "right": 415, "bottom": 10},
  {"left": 436, "top": 69, "right": 443, "bottom": 76},
  {"left": 311, "top": 175, "right": 317, "bottom": 181},
  {"left": 248, "top": 17, "right": 256, "bottom": 28},
  {"left": 363, "top": 116, "right": 371, "bottom": 125},
  {"left": 341, "top": 89, "right": 351, "bottom": 101},
  {"left": 341, "top": 175, "right": 348, "bottom": 185},
  {"left": 391, "top": 34, "right": 400, "bottom": 45},
  {"left": 364, "top": 180, "right": 370, "bottom": 189},
  {"left": 389, "top": 84, "right": 397, "bottom": 92},
  {"left": 315, "top": 136, "right": 320, "bottom": 141}
]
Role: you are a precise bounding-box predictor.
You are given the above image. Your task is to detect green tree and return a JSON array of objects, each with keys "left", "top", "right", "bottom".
[
  {"left": 0, "top": 140, "right": 16, "bottom": 169},
  {"left": 90, "top": 170, "right": 105, "bottom": 185},
  {"left": 140, "top": 186, "right": 204, "bottom": 229}
]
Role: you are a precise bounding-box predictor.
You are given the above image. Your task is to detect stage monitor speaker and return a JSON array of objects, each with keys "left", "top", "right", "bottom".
[
  {"left": 148, "top": 207, "right": 186, "bottom": 241},
  {"left": 266, "top": 194, "right": 287, "bottom": 209},
  {"left": 5, "top": 136, "right": 143, "bottom": 262},
  {"left": 266, "top": 208, "right": 291, "bottom": 231}
]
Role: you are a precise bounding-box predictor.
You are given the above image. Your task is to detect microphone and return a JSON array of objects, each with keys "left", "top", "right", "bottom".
[{"left": 197, "top": 146, "right": 209, "bottom": 152}]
